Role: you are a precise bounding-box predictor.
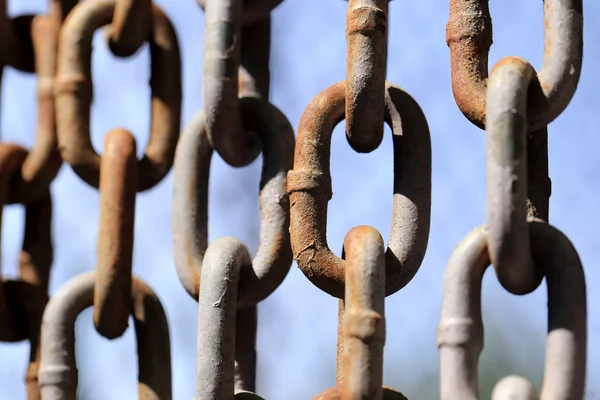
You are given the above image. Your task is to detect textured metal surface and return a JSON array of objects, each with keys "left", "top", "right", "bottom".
[
  {"left": 437, "top": 223, "right": 586, "bottom": 400},
  {"left": 56, "top": 0, "right": 181, "bottom": 191},
  {"left": 197, "top": 0, "right": 282, "bottom": 26},
  {"left": 172, "top": 102, "right": 294, "bottom": 308},
  {"left": 288, "top": 80, "right": 431, "bottom": 299},
  {"left": 93, "top": 128, "right": 137, "bottom": 339},
  {"left": 106, "top": 0, "right": 152, "bottom": 57},
  {"left": 195, "top": 238, "right": 251, "bottom": 400},
  {"left": 0, "top": 144, "right": 53, "bottom": 400},
  {"left": 486, "top": 57, "right": 542, "bottom": 295},
  {"left": 341, "top": 226, "right": 386, "bottom": 400},
  {"left": 345, "top": 0, "right": 388, "bottom": 153},
  {"left": 446, "top": 0, "right": 583, "bottom": 130},
  {"left": 38, "top": 272, "right": 172, "bottom": 400}
]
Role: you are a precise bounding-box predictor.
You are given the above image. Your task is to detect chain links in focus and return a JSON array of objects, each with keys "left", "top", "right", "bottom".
[
  {"left": 438, "top": 1, "right": 586, "bottom": 398},
  {"left": 0, "top": 0, "right": 588, "bottom": 399}
]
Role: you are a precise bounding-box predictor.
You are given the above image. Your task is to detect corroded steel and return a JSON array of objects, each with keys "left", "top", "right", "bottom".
[
  {"left": 446, "top": 0, "right": 583, "bottom": 130},
  {"left": 486, "top": 57, "right": 543, "bottom": 295},
  {"left": 0, "top": 144, "right": 54, "bottom": 400},
  {"left": 106, "top": 0, "right": 152, "bottom": 57},
  {"left": 172, "top": 102, "right": 294, "bottom": 309},
  {"left": 55, "top": 0, "right": 182, "bottom": 191},
  {"left": 195, "top": 237, "right": 251, "bottom": 400},
  {"left": 38, "top": 272, "right": 172, "bottom": 400},
  {"left": 288, "top": 81, "right": 431, "bottom": 299},
  {"left": 93, "top": 128, "right": 137, "bottom": 339},
  {"left": 341, "top": 226, "right": 386, "bottom": 400},
  {"left": 437, "top": 223, "right": 586, "bottom": 400},
  {"left": 8, "top": 15, "right": 62, "bottom": 205},
  {"left": 197, "top": 0, "right": 282, "bottom": 26},
  {"left": 345, "top": 0, "right": 388, "bottom": 153}
]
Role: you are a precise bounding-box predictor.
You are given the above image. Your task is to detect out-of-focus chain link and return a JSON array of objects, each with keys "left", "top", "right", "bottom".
[{"left": 438, "top": 1, "right": 587, "bottom": 398}]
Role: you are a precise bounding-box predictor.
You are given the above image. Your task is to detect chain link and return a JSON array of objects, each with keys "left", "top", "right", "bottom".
[
  {"left": 438, "top": 0, "right": 587, "bottom": 397},
  {"left": 0, "top": 0, "right": 589, "bottom": 398}
]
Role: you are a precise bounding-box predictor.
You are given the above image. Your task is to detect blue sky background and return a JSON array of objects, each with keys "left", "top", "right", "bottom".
[{"left": 1, "top": 0, "right": 598, "bottom": 399}]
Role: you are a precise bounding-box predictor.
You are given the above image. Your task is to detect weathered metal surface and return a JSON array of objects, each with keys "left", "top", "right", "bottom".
[
  {"left": 341, "top": 226, "right": 386, "bottom": 400},
  {"left": 202, "top": 0, "right": 259, "bottom": 167},
  {"left": 196, "top": 237, "right": 251, "bottom": 400},
  {"left": 446, "top": 0, "right": 583, "bottom": 130},
  {"left": 93, "top": 128, "right": 137, "bottom": 339},
  {"left": 485, "top": 57, "right": 542, "bottom": 295},
  {"left": 106, "top": 0, "right": 152, "bottom": 57},
  {"left": 38, "top": 272, "right": 172, "bottom": 400},
  {"left": 288, "top": 80, "right": 431, "bottom": 299},
  {"left": 437, "top": 223, "right": 586, "bottom": 400},
  {"left": 197, "top": 0, "right": 282, "bottom": 26},
  {"left": 345, "top": 0, "right": 388, "bottom": 153},
  {"left": 55, "top": 0, "right": 182, "bottom": 191},
  {"left": 7, "top": 15, "right": 62, "bottom": 205},
  {"left": 172, "top": 101, "right": 294, "bottom": 309}
]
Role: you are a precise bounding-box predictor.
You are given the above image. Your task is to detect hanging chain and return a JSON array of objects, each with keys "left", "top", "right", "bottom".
[
  {"left": 0, "top": 0, "right": 588, "bottom": 398},
  {"left": 174, "top": 1, "right": 292, "bottom": 398},
  {"left": 288, "top": 1, "right": 431, "bottom": 397},
  {"left": 438, "top": 1, "right": 586, "bottom": 399}
]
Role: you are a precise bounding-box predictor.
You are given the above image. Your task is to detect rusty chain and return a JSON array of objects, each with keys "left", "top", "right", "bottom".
[
  {"left": 438, "top": 1, "right": 586, "bottom": 400},
  {"left": 0, "top": 0, "right": 588, "bottom": 399}
]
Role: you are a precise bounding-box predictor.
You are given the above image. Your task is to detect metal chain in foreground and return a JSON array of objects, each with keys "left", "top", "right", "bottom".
[
  {"left": 0, "top": 0, "right": 587, "bottom": 399},
  {"left": 439, "top": 1, "right": 586, "bottom": 399}
]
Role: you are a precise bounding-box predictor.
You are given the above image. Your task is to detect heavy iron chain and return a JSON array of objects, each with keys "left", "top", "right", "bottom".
[{"left": 0, "top": 0, "right": 587, "bottom": 399}]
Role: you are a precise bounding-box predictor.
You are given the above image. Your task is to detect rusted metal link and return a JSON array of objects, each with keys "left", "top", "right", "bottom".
[
  {"left": 7, "top": 15, "right": 63, "bottom": 205},
  {"left": 288, "top": 81, "right": 431, "bottom": 299},
  {"left": 195, "top": 237, "right": 251, "bottom": 400},
  {"left": 105, "top": 0, "right": 152, "bottom": 57},
  {"left": 239, "top": 17, "right": 271, "bottom": 100},
  {"left": 446, "top": 0, "right": 583, "bottom": 130},
  {"left": 345, "top": 0, "right": 388, "bottom": 153},
  {"left": 56, "top": 0, "right": 182, "bottom": 191},
  {"left": 93, "top": 128, "right": 137, "bottom": 339},
  {"left": 202, "top": 0, "right": 262, "bottom": 167},
  {"left": 39, "top": 271, "right": 172, "bottom": 400},
  {"left": 341, "top": 226, "right": 386, "bottom": 400},
  {"left": 437, "top": 222, "right": 586, "bottom": 400},
  {"left": 0, "top": 144, "right": 53, "bottom": 399},
  {"left": 172, "top": 100, "right": 294, "bottom": 309},
  {"left": 486, "top": 57, "right": 544, "bottom": 295},
  {"left": 336, "top": 299, "right": 345, "bottom": 384},
  {"left": 197, "top": 0, "right": 282, "bottom": 26},
  {"left": 314, "top": 386, "right": 407, "bottom": 400}
]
